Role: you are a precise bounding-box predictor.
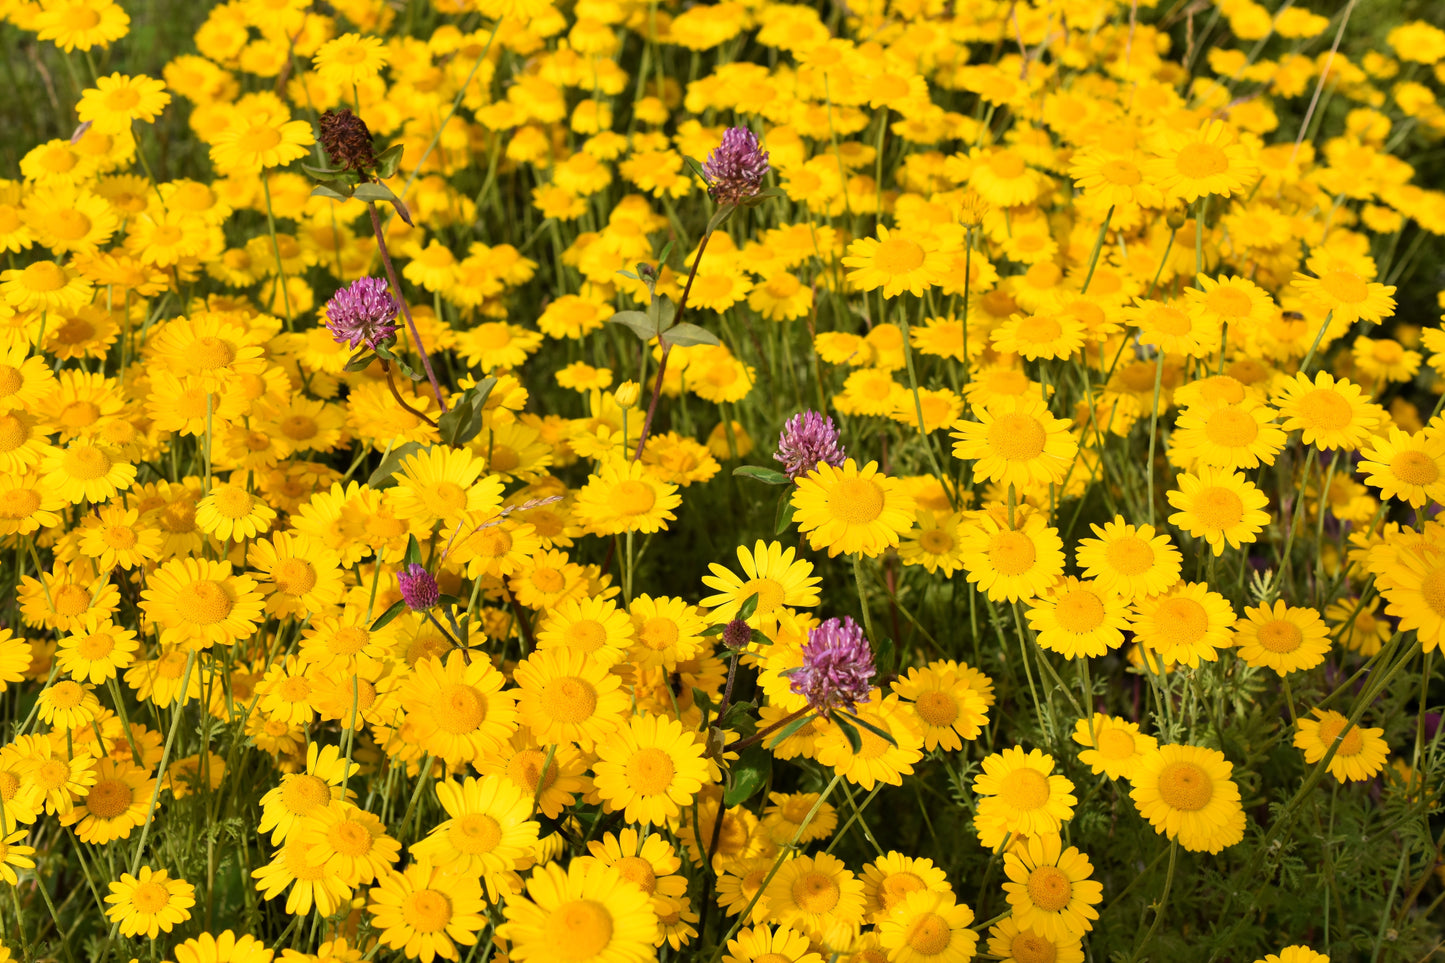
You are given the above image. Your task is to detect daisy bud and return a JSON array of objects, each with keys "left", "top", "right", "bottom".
[
  {"left": 324, "top": 276, "right": 399, "bottom": 351},
  {"left": 614, "top": 380, "right": 640, "bottom": 409},
  {"left": 701, "top": 127, "right": 770, "bottom": 206},
  {"left": 722, "top": 618, "right": 751, "bottom": 651},
  {"left": 790, "top": 616, "right": 876, "bottom": 717},
  {"left": 318, "top": 107, "right": 377, "bottom": 173},
  {"left": 397, "top": 563, "right": 439, "bottom": 612},
  {"left": 775, "top": 410, "right": 847, "bottom": 481}
]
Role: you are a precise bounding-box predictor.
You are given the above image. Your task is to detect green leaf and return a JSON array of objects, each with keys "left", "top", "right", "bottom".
[
  {"left": 302, "top": 162, "right": 350, "bottom": 182},
  {"left": 370, "top": 599, "right": 406, "bottom": 632},
  {"left": 775, "top": 492, "right": 797, "bottom": 535},
  {"left": 660, "top": 322, "right": 720, "bottom": 348},
  {"left": 375, "top": 144, "right": 405, "bottom": 179},
  {"left": 692, "top": 688, "right": 714, "bottom": 717},
  {"left": 343, "top": 349, "right": 375, "bottom": 372},
  {"left": 354, "top": 182, "right": 413, "bottom": 225},
  {"left": 310, "top": 184, "right": 353, "bottom": 201},
  {"left": 367, "top": 441, "right": 426, "bottom": 489},
  {"left": 737, "top": 590, "right": 760, "bottom": 623},
  {"left": 607, "top": 310, "right": 659, "bottom": 343},
  {"left": 839, "top": 711, "right": 897, "bottom": 748},
  {"left": 700, "top": 624, "right": 728, "bottom": 637},
  {"left": 657, "top": 239, "right": 676, "bottom": 268},
  {"left": 616, "top": 269, "right": 639, "bottom": 280},
  {"left": 705, "top": 204, "right": 737, "bottom": 233},
  {"left": 723, "top": 746, "right": 770, "bottom": 807},
  {"left": 733, "top": 465, "right": 790, "bottom": 485},
  {"left": 436, "top": 377, "right": 494, "bottom": 448},
  {"left": 718, "top": 700, "right": 756, "bottom": 734},
  {"left": 353, "top": 182, "right": 398, "bottom": 203},
  {"left": 766, "top": 712, "right": 815, "bottom": 750},
  {"left": 404, "top": 534, "right": 423, "bottom": 568},
  {"left": 833, "top": 714, "right": 863, "bottom": 754},
  {"left": 648, "top": 296, "right": 676, "bottom": 333}
]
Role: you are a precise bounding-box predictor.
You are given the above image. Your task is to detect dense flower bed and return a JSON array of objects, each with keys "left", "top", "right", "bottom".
[{"left": 0, "top": 1, "right": 1444, "bottom": 962}]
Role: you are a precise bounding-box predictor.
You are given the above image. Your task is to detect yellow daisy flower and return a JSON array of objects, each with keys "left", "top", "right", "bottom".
[
  {"left": 368, "top": 863, "right": 487, "bottom": 963},
  {"left": 498, "top": 860, "right": 658, "bottom": 963},
  {"left": 1129, "top": 743, "right": 1247, "bottom": 854},
  {"left": 790, "top": 458, "right": 916, "bottom": 559},
  {"left": 1293, "top": 709, "right": 1389, "bottom": 783},
  {"left": 103, "top": 866, "right": 194, "bottom": 940},
  {"left": 1072, "top": 713, "right": 1158, "bottom": 781},
  {"left": 593, "top": 712, "right": 713, "bottom": 826}
]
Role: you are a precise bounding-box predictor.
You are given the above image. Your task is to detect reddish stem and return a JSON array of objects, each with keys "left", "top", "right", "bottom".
[
  {"left": 632, "top": 226, "right": 717, "bottom": 462},
  {"left": 368, "top": 202, "right": 447, "bottom": 413}
]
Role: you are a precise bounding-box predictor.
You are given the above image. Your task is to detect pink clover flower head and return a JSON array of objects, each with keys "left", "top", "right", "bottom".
[
  {"left": 789, "top": 616, "right": 875, "bottom": 717},
  {"left": 775, "top": 410, "right": 847, "bottom": 481},
  {"left": 324, "top": 276, "right": 399, "bottom": 350},
  {"left": 702, "top": 127, "right": 770, "bottom": 205},
  {"left": 397, "top": 563, "right": 439, "bottom": 612}
]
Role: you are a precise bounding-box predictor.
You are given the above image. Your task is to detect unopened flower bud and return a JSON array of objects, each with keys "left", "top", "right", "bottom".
[
  {"left": 614, "top": 380, "right": 641, "bottom": 409},
  {"left": 1165, "top": 209, "right": 1188, "bottom": 230},
  {"left": 723, "top": 618, "right": 751, "bottom": 651}
]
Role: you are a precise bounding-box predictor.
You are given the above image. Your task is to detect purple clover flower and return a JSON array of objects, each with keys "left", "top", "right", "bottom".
[
  {"left": 775, "top": 410, "right": 846, "bottom": 481},
  {"left": 701, "top": 127, "right": 770, "bottom": 206},
  {"left": 324, "top": 276, "right": 399, "bottom": 351},
  {"left": 789, "top": 616, "right": 875, "bottom": 717},
  {"left": 397, "top": 563, "right": 439, "bottom": 612}
]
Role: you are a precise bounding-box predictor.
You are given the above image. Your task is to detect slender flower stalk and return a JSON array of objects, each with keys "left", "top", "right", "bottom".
[{"left": 633, "top": 128, "right": 770, "bottom": 462}]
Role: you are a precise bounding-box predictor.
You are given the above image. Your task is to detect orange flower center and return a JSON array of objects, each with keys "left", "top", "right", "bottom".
[
  {"left": 612, "top": 479, "right": 657, "bottom": 516},
  {"left": 436, "top": 683, "right": 488, "bottom": 733},
  {"left": 1055, "top": 588, "right": 1105, "bottom": 632},
  {"left": 998, "top": 767, "right": 1050, "bottom": 810},
  {"left": 1189, "top": 486, "right": 1244, "bottom": 530},
  {"left": 1153, "top": 597, "right": 1208, "bottom": 646},
  {"left": 1257, "top": 619, "right": 1303, "bottom": 653},
  {"left": 551, "top": 900, "right": 613, "bottom": 960},
  {"left": 626, "top": 746, "right": 676, "bottom": 796},
  {"left": 541, "top": 676, "right": 598, "bottom": 723},
  {"left": 1175, "top": 143, "right": 1228, "bottom": 179},
  {"left": 790, "top": 870, "right": 840, "bottom": 914},
  {"left": 873, "top": 237, "right": 925, "bottom": 275},
  {"left": 1204, "top": 407, "right": 1259, "bottom": 448},
  {"left": 1156, "top": 760, "right": 1213, "bottom": 811},
  {"left": 988, "top": 413, "right": 1046, "bottom": 461},
  {"left": 1391, "top": 450, "right": 1439, "bottom": 487},
  {"left": 1026, "top": 865, "right": 1072, "bottom": 912},
  {"left": 988, "top": 530, "right": 1037, "bottom": 577},
  {"left": 827, "top": 477, "right": 885, "bottom": 524},
  {"left": 176, "top": 580, "right": 233, "bottom": 625},
  {"left": 63, "top": 444, "right": 112, "bottom": 480},
  {"left": 401, "top": 889, "right": 452, "bottom": 934},
  {"left": 915, "top": 690, "right": 958, "bottom": 727},
  {"left": 906, "top": 912, "right": 952, "bottom": 955}
]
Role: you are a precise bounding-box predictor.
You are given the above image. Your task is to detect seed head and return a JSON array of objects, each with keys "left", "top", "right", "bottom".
[{"left": 318, "top": 107, "right": 377, "bottom": 173}]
